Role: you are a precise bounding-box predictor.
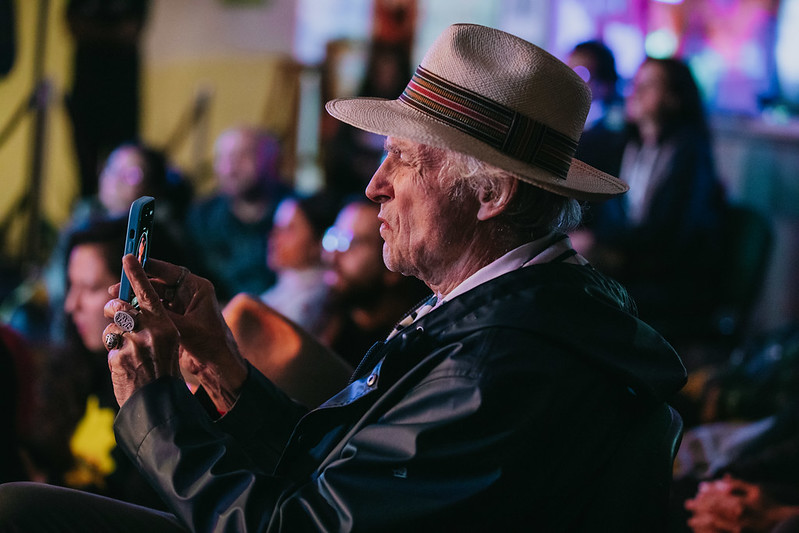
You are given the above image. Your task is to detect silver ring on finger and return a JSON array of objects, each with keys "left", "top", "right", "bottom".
[
  {"left": 114, "top": 310, "right": 138, "bottom": 332},
  {"left": 164, "top": 267, "right": 190, "bottom": 302},
  {"left": 105, "top": 332, "right": 123, "bottom": 351}
]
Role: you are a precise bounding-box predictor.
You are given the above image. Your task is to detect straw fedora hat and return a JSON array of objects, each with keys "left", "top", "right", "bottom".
[{"left": 326, "top": 23, "right": 628, "bottom": 201}]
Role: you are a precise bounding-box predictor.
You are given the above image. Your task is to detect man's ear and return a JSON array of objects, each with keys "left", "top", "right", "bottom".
[{"left": 477, "top": 178, "right": 517, "bottom": 221}]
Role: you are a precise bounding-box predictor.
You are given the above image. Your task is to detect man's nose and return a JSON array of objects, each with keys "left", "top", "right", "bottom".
[{"left": 365, "top": 162, "right": 392, "bottom": 203}]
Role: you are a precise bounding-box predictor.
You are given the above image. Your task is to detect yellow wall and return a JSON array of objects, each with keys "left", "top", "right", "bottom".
[
  {"left": 0, "top": 0, "right": 77, "bottom": 264},
  {"left": 142, "top": 55, "right": 301, "bottom": 196},
  {"left": 0, "top": 0, "right": 300, "bottom": 267}
]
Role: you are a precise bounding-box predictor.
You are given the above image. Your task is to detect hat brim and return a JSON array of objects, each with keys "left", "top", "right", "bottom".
[{"left": 326, "top": 97, "right": 628, "bottom": 202}]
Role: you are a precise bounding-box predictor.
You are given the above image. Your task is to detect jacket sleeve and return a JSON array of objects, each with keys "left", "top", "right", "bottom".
[
  {"left": 114, "top": 329, "right": 637, "bottom": 532},
  {"left": 114, "top": 364, "right": 307, "bottom": 509},
  {"left": 211, "top": 362, "right": 308, "bottom": 467}
]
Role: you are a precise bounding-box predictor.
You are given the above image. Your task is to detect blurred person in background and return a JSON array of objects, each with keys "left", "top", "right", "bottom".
[
  {"left": 185, "top": 126, "right": 289, "bottom": 303},
  {"left": 567, "top": 40, "right": 628, "bottom": 259},
  {"left": 323, "top": 41, "right": 411, "bottom": 197},
  {"left": 567, "top": 39, "right": 626, "bottom": 178},
  {"left": 62, "top": 141, "right": 192, "bottom": 255},
  {"left": 3, "top": 142, "right": 192, "bottom": 347},
  {"left": 318, "top": 196, "right": 432, "bottom": 368},
  {"left": 575, "top": 56, "right": 727, "bottom": 346},
  {"left": 65, "top": 0, "right": 149, "bottom": 199},
  {"left": 259, "top": 191, "right": 340, "bottom": 337},
  {"left": 24, "top": 217, "right": 165, "bottom": 510}
]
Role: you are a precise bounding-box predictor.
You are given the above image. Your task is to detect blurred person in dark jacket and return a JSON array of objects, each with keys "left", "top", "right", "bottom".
[
  {"left": 574, "top": 56, "right": 727, "bottom": 345},
  {"left": 568, "top": 39, "right": 626, "bottom": 178},
  {"left": 185, "top": 126, "right": 288, "bottom": 303},
  {"left": 65, "top": 0, "right": 149, "bottom": 199}
]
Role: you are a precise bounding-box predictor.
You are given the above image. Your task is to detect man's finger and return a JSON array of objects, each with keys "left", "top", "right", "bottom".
[
  {"left": 122, "top": 254, "right": 164, "bottom": 313},
  {"left": 108, "top": 282, "right": 121, "bottom": 297},
  {"left": 146, "top": 258, "right": 187, "bottom": 284}
]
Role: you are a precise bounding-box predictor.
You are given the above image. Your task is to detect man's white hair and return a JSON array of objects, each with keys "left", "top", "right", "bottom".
[{"left": 434, "top": 147, "right": 583, "bottom": 237}]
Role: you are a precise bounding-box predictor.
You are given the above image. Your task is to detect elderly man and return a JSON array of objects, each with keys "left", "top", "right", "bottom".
[{"left": 0, "top": 24, "right": 686, "bottom": 532}]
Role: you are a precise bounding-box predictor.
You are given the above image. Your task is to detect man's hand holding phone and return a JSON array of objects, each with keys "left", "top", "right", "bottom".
[
  {"left": 104, "top": 196, "right": 248, "bottom": 409},
  {"left": 146, "top": 258, "right": 249, "bottom": 411},
  {"left": 104, "top": 254, "right": 181, "bottom": 406}
]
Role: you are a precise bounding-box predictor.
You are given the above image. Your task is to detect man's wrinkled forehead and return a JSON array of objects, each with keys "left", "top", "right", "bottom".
[
  {"left": 383, "top": 136, "right": 445, "bottom": 169},
  {"left": 384, "top": 136, "right": 414, "bottom": 153}
]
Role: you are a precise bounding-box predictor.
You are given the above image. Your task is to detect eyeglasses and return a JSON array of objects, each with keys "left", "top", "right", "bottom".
[
  {"left": 322, "top": 227, "right": 354, "bottom": 253},
  {"left": 322, "top": 226, "right": 380, "bottom": 253}
]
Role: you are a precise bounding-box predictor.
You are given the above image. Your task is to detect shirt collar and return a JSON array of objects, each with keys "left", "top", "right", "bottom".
[{"left": 437, "top": 232, "right": 580, "bottom": 307}]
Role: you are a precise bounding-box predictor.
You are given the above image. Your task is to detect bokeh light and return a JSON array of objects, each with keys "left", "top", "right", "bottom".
[
  {"left": 776, "top": 0, "right": 799, "bottom": 105},
  {"left": 644, "top": 28, "right": 678, "bottom": 58}
]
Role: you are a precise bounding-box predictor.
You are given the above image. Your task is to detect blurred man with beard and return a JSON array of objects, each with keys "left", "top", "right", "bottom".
[
  {"left": 318, "top": 196, "right": 430, "bottom": 368},
  {"left": 185, "top": 126, "right": 288, "bottom": 303}
]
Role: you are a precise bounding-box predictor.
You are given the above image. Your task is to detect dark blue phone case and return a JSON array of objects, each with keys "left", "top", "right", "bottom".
[{"left": 119, "top": 196, "right": 155, "bottom": 306}]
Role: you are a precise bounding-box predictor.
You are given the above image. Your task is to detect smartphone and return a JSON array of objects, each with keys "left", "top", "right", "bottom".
[{"left": 119, "top": 196, "right": 155, "bottom": 307}]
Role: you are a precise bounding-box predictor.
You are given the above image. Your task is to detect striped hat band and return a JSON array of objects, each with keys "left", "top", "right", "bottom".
[{"left": 398, "top": 65, "right": 577, "bottom": 180}]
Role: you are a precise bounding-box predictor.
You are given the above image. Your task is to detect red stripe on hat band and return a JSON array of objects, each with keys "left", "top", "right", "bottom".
[
  {"left": 398, "top": 66, "right": 577, "bottom": 180},
  {"left": 406, "top": 80, "right": 507, "bottom": 133}
]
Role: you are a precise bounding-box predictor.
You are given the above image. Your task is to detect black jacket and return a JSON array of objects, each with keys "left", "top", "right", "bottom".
[{"left": 116, "top": 262, "right": 686, "bottom": 532}]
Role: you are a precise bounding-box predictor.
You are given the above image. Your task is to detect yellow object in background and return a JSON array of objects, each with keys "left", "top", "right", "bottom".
[{"left": 64, "top": 394, "right": 117, "bottom": 489}]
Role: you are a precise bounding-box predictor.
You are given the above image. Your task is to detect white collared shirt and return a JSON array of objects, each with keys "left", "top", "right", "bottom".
[
  {"left": 386, "top": 233, "right": 586, "bottom": 340},
  {"left": 434, "top": 232, "right": 586, "bottom": 310}
]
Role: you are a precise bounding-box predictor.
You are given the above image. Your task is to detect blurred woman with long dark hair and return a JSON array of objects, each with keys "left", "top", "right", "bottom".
[
  {"left": 25, "top": 218, "right": 166, "bottom": 510},
  {"left": 580, "top": 56, "right": 728, "bottom": 345}
]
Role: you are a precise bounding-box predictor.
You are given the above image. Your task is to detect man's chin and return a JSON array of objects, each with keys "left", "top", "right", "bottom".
[
  {"left": 382, "top": 249, "right": 399, "bottom": 273},
  {"left": 382, "top": 253, "right": 413, "bottom": 278}
]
